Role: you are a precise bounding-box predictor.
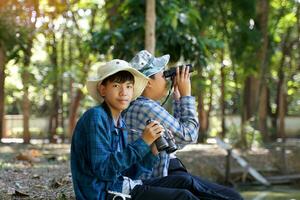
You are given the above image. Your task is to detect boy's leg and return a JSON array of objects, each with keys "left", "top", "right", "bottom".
[
  {"left": 143, "top": 174, "right": 243, "bottom": 200},
  {"left": 168, "top": 158, "right": 243, "bottom": 200},
  {"left": 131, "top": 185, "right": 198, "bottom": 200},
  {"left": 189, "top": 175, "right": 243, "bottom": 200},
  {"left": 169, "top": 170, "right": 243, "bottom": 200}
]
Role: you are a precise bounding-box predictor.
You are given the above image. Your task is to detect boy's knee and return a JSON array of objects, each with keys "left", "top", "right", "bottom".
[
  {"left": 177, "top": 189, "right": 196, "bottom": 199},
  {"left": 177, "top": 175, "right": 193, "bottom": 185}
]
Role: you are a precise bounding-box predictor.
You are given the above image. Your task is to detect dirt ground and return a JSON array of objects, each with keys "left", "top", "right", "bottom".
[
  {"left": 0, "top": 143, "right": 74, "bottom": 200},
  {"left": 0, "top": 140, "right": 300, "bottom": 200}
]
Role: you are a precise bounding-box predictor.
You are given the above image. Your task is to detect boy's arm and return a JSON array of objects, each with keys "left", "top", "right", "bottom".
[
  {"left": 121, "top": 152, "right": 159, "bottom": 179},
  {"left": 173, "top": 98, "right": 181, "bottom": 119},
  {"left": 86, "top": 113, "right": 151, "bottom": 181},
  {"left": 172, "top": 83, "right": 181, "bottom": 119},
  {"left": 147, "top": 98, "right": 199, "bottom": 147}
]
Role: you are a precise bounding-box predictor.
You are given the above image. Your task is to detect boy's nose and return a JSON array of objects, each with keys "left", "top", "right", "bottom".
[{"left": 120, "top": 86, "right": 128, "bottom": 95}]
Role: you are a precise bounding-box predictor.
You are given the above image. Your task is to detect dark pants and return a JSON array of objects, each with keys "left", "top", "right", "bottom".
[
  {"left": 168, "top": 158, "right": 244, "bottom": 200},
  {"left": 130, "top": 175, "right": 199, "bottom": 200}
]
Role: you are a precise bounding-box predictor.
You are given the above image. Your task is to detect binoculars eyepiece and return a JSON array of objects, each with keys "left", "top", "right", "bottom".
[
  {"left": 163, "top": 64, "right": 193, "bottom": 79},
  {"left": 146, "top": 119, "right": 177, "bottom": 154}
]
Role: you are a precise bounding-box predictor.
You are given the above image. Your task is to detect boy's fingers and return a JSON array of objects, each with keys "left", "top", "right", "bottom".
[
  {"left": 151, "top": 126, "right": 164, "bottom": 135},
  {"left": 176, "top": 67, "right": 180, "bottom": 76},
  {"left": 181, "top": 65, "right": 186, "bottom": 79},
  {"left": 176, "top": 67, "right": 180, "bottom": 82},
  {"left": 156, "top": 131, "right": 164, "bottom": 137},
  {"left": 185, "top": 65, "right": 190, "bottom": 78},
  {"left": 147, "top": 121, "right": 159, "bottom": 128}
]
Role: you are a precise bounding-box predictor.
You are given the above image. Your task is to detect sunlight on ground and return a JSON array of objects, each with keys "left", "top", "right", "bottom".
[
  {"left": 239, "top": 185, "right": 300, "bottom": 200},
  {"left": 0, "top": 138, "right": 67, "bottom": 144},
  {"left": 1, "top": 138, "right": 33, "bottom": 144}
]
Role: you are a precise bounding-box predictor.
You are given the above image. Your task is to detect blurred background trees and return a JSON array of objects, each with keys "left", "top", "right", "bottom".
[{"left": 0, "top": 0, "right": 299, "bottom": 148}]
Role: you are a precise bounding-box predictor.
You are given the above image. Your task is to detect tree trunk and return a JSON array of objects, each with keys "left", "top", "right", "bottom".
[
  {"left": 22, "top": 75, "right": 30, "bottom": 144},
  {"left": 256, "top": 0, "right": 269, "bottom": 141},
  {"left": 278, "top": 83, "right": 286, "bottom": 139},
  {"left": 258, "top": 85, "right": 268, "bottom": 142},
  {"left": 241, "top": 76, "right": 259, "bottom": 147},
  {"left": 217, "top": 2, "right": 239, "bottom": 114},
  {"left": 243, "top": 76, "right": 259, "bottom": 122},
  {"left": 48, "top": 29, "right": 59, "bottom": 143},
  {"left": 145, "top": 0, "right": 156, "bottom": 54},
  {"left": 68, "top": 88, "right": 84, "bottom": 138},
  {"left": 241, "top": 0, "right": 269, "bottom": 147},
  {"left": 275, "top": 28, "right": 291, "bottom": 140},
  {"left": 220, "top": 52, "right": 226, "bottom": 138},
  {"left": 59, "top": 30, "right": 66, "bottom": 142},
  {"left": 0, "top": 44, "right": 6, "bottom": 141},
  {"left": 197, "top": 94, "right": 208, "bottom": 143},
  {"left": 21, "top": 40, "right": 33, "bottom": 144},
  {"left": 66, "top": 5, "right": 97, "bottom": 140}
]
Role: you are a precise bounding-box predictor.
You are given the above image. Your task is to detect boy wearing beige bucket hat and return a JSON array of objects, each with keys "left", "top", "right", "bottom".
[{"left": 70, "top": 59, "right": 203, "bottom": 200}]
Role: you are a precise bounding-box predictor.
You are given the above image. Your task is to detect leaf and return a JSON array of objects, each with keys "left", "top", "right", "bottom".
[
  {"left": 15, "top": 149, "right": 42, "bottom": 163},
  {"left": 8, "top": 188, "right": 30, "bottom": 197},
  {"left": 50, "top": 178, "right": 63, "bottom": 188},
  {"left": 13, "top": 190, "right": 30, "bottom": 197}
]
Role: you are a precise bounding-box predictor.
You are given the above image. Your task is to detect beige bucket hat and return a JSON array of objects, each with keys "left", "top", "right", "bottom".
[{"left": 86, "top": 59, "right": 149, "bottom": 102}]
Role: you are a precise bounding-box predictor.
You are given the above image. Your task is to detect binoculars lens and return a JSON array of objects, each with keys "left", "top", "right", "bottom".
[
  {"left": 146, "top": 119, "right": 177, "bottom": 154},
  {"left": 163, "top": 64, "right": 193, "bottom": 78}
]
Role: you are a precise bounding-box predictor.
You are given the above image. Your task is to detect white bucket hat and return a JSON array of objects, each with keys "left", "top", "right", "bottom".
[{"left": 86, "top": 59, "right": 149, "bottom": 102}]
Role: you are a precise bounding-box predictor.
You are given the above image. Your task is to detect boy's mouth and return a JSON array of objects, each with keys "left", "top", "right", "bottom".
[{"left": 117, "top": 99, "right": 129, "bottom": 103}]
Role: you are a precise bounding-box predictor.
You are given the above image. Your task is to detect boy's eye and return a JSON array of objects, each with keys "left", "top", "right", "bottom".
[
  {"left": 127, "top": 85, "right": 133, "bottom": 89},
  {"left": 113, "top": 84, "right": 119, "bottom": 88}
]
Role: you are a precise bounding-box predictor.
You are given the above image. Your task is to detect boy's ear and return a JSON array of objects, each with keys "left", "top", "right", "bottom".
[
  {"left": 146, "top": 79, "right": 153, "bottom": 88},
  {"left": 98, "top": 84, "right": 106, "bottom": 97}
]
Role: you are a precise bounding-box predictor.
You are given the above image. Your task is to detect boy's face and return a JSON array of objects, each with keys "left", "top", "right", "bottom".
[
  {"left": 150, "top": 71, "right": 168, "bottom": 100},
  {"left": 99, "top": 80, "right": 134, "bottom": 114}
]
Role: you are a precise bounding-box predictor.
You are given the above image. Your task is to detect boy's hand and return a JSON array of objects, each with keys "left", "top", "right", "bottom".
[
  {"left": 172, "top": 80, "right": 181, "bottom": 100},
  {"left": 175, "top": 65, "right": 191, "bottom": 97},
  {"left": 142, "top": 120, "right": 164, "bottom": 145}
]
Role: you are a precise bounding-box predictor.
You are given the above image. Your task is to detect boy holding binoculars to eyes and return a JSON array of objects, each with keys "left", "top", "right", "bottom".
[{"left": 124, "top": 50, "right": 243, "bottom": 200}]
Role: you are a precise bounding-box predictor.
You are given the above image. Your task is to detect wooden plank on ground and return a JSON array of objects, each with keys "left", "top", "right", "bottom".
[
  {"left": 215, "top": 137, "right": 271, "bottom": 186},
  {"left": 266, "top": 174, "right": 300, "bottom": 184}
]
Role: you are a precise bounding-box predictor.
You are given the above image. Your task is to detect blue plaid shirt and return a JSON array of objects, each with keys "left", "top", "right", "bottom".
[
  {"left": 71, "top": 103, "right": 158, "bottom": 200},
  {"left": 124, "top": 96, "right": 199, "bottom": 179}
]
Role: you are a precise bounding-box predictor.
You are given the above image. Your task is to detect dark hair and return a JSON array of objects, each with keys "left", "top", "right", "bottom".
[
  {"left": 149, "top": 74, "right": 156, "bottom": 79},
  {"left": 101, "top": 71, "right": 134, "bottom": 85}
]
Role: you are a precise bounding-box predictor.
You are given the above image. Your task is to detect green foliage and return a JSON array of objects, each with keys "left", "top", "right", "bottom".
[
  {"left": 0, "top": 6, "right": 23, "bottom": 60},
  {"left": 91, "top": 0, "right": 214, "bottom": 67},
  {"left": 2, "top": 0, "right": 300, "bottom": 143},
  {"left": 227, "top": 121, "right": 263, "bottom": 149},
  {"left": 91, "top": 0, "right": 145, "bottom": 59},
  {"left": 0, "top": 11, "right": 17, "bottom": 53}
]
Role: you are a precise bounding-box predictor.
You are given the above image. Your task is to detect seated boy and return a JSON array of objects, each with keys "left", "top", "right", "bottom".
[
  {"left": 124, "top": 50, "right": 243, "bottom": 200},
  {"left": 71, "top": 59, "right": 208, "bottom": 200}
]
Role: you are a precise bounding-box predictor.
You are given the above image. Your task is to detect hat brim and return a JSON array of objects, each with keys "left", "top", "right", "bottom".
[{"left": 86, "top": 67, "right": 149, "bottom": 103}]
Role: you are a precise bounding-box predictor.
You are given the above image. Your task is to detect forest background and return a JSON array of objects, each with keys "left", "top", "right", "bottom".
[{"left": 0, "top": 0, "right": 299, "bottom": 149}]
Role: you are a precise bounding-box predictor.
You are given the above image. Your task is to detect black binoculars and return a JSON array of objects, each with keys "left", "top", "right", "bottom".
[
  {"left": 146, "top": 119, "right": 177, "bottom": 154},
  {"left": 163, "top": 64, "right": 193, "bottom": 79}
]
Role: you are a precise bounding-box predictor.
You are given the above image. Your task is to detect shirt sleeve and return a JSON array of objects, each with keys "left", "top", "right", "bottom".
[
  {"left": 145, "top": 96, "right": 199, "bottom": 147},
  {"left": 173, "top": 99, "right": 181, "bottom": 119},
  {"left": 85, "top": 110, "right": 151, "bottom": 181},
  {"left": 121, "top": 152, "right": 159, "bottom": 179}
]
